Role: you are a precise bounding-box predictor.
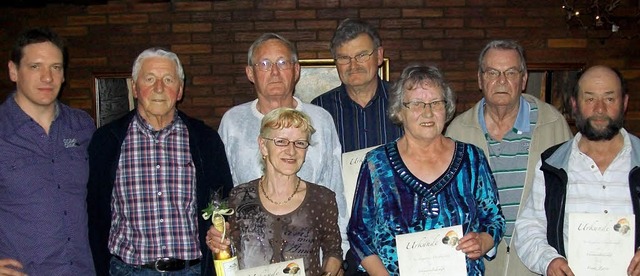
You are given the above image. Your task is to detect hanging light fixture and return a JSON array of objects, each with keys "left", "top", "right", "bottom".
[{"left": 562, "top": 0, "right": 640, "bottom": 42}]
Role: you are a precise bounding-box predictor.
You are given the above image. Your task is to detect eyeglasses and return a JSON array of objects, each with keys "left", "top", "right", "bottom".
[
  {"left": 262, "top": 137, "right": 310, "bottom": 149},
  {"left": 402, "top": 100, "right": 447, "bottom": 112},
  {"left": 253, "top": 59, "right": 295, "bottom": 71},
  {"left": 482, "top": 68, "right": 522, "bottom": 80},
  {"left": 334, "top": 50, "right": 375, "bottom": 65}
]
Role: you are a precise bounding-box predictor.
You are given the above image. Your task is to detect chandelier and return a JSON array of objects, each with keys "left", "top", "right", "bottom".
[{"left": 562, "top": 0, "right": 640, "bottom": 41}]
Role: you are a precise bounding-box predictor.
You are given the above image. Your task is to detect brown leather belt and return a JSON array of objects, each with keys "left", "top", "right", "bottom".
[{"left": 115, "top": 255, "right": 201, "bottom": 272}]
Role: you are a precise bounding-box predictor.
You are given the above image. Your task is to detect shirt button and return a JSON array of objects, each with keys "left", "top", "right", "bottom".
[
  {"left": 64, "top": 210, "right": 67, "bottom": 215},
  {"left": 156, "top": 164, "right": 160, "bottom": 169},
  {"left": 160, "top": 219, "right": 164, "bottom": 223},
  {"left": 67, "top": 237, "right": 71, "bottom": 241},
  {"left": 604, "top": 210, "right": 609, "bottom": 214},
  {"left": 603, "top": 185, "right": 606, "bottom": 189},
  {"left": 157, "top": 192, "right": 162, "bottom": 196},
  {"left": 591, "top": 165, "right": 595, "bottom": 169}
]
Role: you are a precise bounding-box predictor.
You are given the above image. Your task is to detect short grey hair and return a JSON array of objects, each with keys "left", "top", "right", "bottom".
[
  {"left": 477, "top": 40, "right": 527, "bottom": 74},
  {"left": 132, "top": 47, "right": 185, "bottom": 83},
  {"left": 247, "top": 33, "right": 298, "bottom": 65},
  {"left": 388, "top": 64, "right": 457, "bottom": 124},
  {"left": 330, "top": 18, "right": 381, "bottom": 58}
]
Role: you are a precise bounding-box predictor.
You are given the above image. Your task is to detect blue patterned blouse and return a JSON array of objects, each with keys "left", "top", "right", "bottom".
[{"left": 347, "top": 140, "right": 505, "bottom": 275}]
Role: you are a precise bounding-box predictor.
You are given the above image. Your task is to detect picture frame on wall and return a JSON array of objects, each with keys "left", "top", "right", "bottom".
[
  {"left": 526, "top": 63, "right": 584, "bottom": 130},
  {"left": 294, "top": 58, "right": 390, "bottom": 103},
  {"left": 92, "top": 72, "right": 135, "bottom": 127}
]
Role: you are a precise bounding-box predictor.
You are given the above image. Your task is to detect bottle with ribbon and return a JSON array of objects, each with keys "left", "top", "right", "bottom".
[{"left": 202, "top": 193, "right": 238, "bottom": 276}]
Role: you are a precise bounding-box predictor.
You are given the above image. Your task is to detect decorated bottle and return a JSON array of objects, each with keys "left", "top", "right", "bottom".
[{"left": 212, "top": 214, "right": 238, "bottom": 276}]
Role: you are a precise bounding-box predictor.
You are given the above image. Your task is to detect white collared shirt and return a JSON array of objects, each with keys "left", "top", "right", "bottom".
[{"left": 515, "top": 129, "right": 633, "bottom": 274}]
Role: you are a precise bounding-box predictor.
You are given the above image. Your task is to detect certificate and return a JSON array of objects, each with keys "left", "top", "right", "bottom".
[
  {"left": 568, "top": 213, "right": 635, "bottom": 276},
  {"left": 341, "top": 145, "right": 378, "bottom": 216},
  {"left": 395, "top": 225, "right": 467, "bottom": 276},
  {"left": 235, "top": 258, "right": 306, "bottom": 276}
]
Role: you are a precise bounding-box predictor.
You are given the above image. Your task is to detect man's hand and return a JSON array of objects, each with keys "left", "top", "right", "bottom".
[
  {"left": 628, "top": 249, "right": 640, "bottom": 276},
  {"left": 0, "top": 258, "right": 26, "bottom": 276},
  {"left": 205, "top": 222, "right": 231, "bottom": 253},
  {"left": 547, "top": 257, "right": 574, "bottom": 276}
]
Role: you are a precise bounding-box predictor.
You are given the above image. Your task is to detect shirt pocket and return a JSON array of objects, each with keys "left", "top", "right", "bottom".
[
  {"left": 0, "top": 157, "right": 50, "bottom": 199},
  {"left": 57, "top": 147, "right": 90, "bottom": 194}
]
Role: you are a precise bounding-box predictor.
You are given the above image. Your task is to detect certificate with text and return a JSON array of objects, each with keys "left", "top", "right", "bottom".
[
  {"left": 341, "top": 145, "right": 377, "bottom": 216},
  {"left": 235, "top": 258, "right": 306, "bottom": 276},
  {"left": 396, "top": 225, "right": 467, "bottom": 276},
  {"left": 568, "top": 213, "right": 635, "bottom": 276}
]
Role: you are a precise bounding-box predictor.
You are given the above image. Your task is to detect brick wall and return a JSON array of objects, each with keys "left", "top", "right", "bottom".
[{"left": 0, "top": 0, "right": 638, "bottom": 131}]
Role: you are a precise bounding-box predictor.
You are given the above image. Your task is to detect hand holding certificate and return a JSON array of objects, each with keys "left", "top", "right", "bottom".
[
  {"left": 395, "top": 225, "right": 467, "bottom": 276},
  {"left": 568, "top": 213, "right": 635, "bottom": 276}
]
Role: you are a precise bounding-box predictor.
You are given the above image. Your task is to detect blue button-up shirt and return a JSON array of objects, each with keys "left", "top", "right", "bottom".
[
  {"left": 0, "top": 94, "right": 96, "bottom": 275},
  {"left": 311, "top": 79, "right": 403, "bottom": 153}
]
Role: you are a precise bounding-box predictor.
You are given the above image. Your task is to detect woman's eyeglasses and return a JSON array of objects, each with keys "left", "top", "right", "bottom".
[
  {"left": 402, "top": 100, "right": 447, "bottom": 112},
  {"left": 262, "top": 137, "right": 310, "bottom": 149}
]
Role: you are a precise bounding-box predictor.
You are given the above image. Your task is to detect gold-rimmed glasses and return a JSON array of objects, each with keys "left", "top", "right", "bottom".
[{"left": 334, "top": 50, "right": 375, "bottom": 65}]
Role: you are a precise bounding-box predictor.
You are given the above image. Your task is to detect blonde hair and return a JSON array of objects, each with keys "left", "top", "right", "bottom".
[{"left": 260, "top": 107, "right": 316, "bottom": 138}]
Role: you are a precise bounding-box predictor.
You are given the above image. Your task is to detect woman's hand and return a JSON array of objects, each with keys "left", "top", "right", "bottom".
[
  {"left": 205, "top": 222, "right": 231, "bottom": 253},
  {"left": 628, "top": 249, "right": 640, "bottom": 276},
  {"left": 322, "top": 256, "right": 344, "bottom": 276},
  {"left": 0, "top": 259, "right": 26, "bottom": 276},
  {"left": 360, "top": 255, "right": 390, "bottom": 276},
  {"left": 456, "top": 232, "right": 494, "bottom": 260}
]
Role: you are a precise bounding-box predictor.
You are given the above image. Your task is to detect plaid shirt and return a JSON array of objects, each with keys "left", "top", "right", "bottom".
[{"left": 109, "top": 113, "right": 199, "bottom": 264}]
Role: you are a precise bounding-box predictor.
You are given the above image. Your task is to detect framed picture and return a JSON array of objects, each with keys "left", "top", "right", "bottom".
[
  {"left": 526, "top": 63, "right": 584, "bottom": 132},
  {"left": 294, "top": 58, "right": 390, "bottom": 103},
  {"left": 92, "top": 72, "right": 135, "bottom": 127}
]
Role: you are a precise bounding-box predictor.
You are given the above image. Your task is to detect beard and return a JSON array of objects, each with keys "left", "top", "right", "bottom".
[{"left": 573, "top": 107, "right": 624, "bottom": 141}]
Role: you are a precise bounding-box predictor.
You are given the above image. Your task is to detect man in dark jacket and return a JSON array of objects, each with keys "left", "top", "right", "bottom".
[
  {"left": 87, "top": 47, "right": 233, "bottom": 276},
  {"left": 515, "top": 65, "right": 640, "bottom": 276}
]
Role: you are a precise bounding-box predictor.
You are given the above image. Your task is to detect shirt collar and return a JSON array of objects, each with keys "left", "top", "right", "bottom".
[
  {"left": 134, "top": 110, "right": 180, "bottom": 135},
  {"left": 573, "top": 128, "right": 632, "bottom": 157},
  {"left": 478, "top": 95, "right": 531, "bottom": 134},
  {"left": 251, "top": 97, "right": 303, "bottom": 119},
  {"left": 338, "top": 77, "right": 383, "bottom": 107},
  {"left": 5, "top": 92, "right": 60, "bottom": 128}
]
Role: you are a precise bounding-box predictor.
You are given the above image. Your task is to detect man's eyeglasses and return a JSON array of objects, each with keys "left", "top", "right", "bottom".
[
  {"left": 262, "top": 137, "right": 310, "bottom": 149},
  {"left": 482, "top": 68, "right": 522, "bottom": 80},
  {"left": 402, "top": 100, "right": 447, "bottom": 112},
  {"left": 253, "top": 59, "right": 295, "bottom": 71},
  {"left": 334, "top": 50, "right": 375, "bottom": 65}
]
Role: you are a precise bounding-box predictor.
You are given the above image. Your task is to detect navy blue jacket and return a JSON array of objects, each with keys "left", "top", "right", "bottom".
[{"left": 87, "top": 110, "right": 233, "bottom": 276}]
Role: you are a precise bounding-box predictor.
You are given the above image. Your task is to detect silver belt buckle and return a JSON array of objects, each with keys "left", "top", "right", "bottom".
[{"left": 154, "top": 257, "right": 172, "bottom": 272}]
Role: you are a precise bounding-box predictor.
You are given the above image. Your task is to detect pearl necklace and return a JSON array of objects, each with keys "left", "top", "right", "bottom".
[{"left": 260, "top": 176, "right": 301, "bottom": 205}]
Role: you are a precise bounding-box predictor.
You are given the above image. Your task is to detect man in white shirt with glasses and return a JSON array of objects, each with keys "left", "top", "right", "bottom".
[{"left": 217, "top": 33, "right": 349, "bottom": 260}]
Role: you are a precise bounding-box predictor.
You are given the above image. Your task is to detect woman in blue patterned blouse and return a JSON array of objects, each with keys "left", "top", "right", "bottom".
[{"left": 347, "top": 64, "right": 505, "bottom": 276}]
